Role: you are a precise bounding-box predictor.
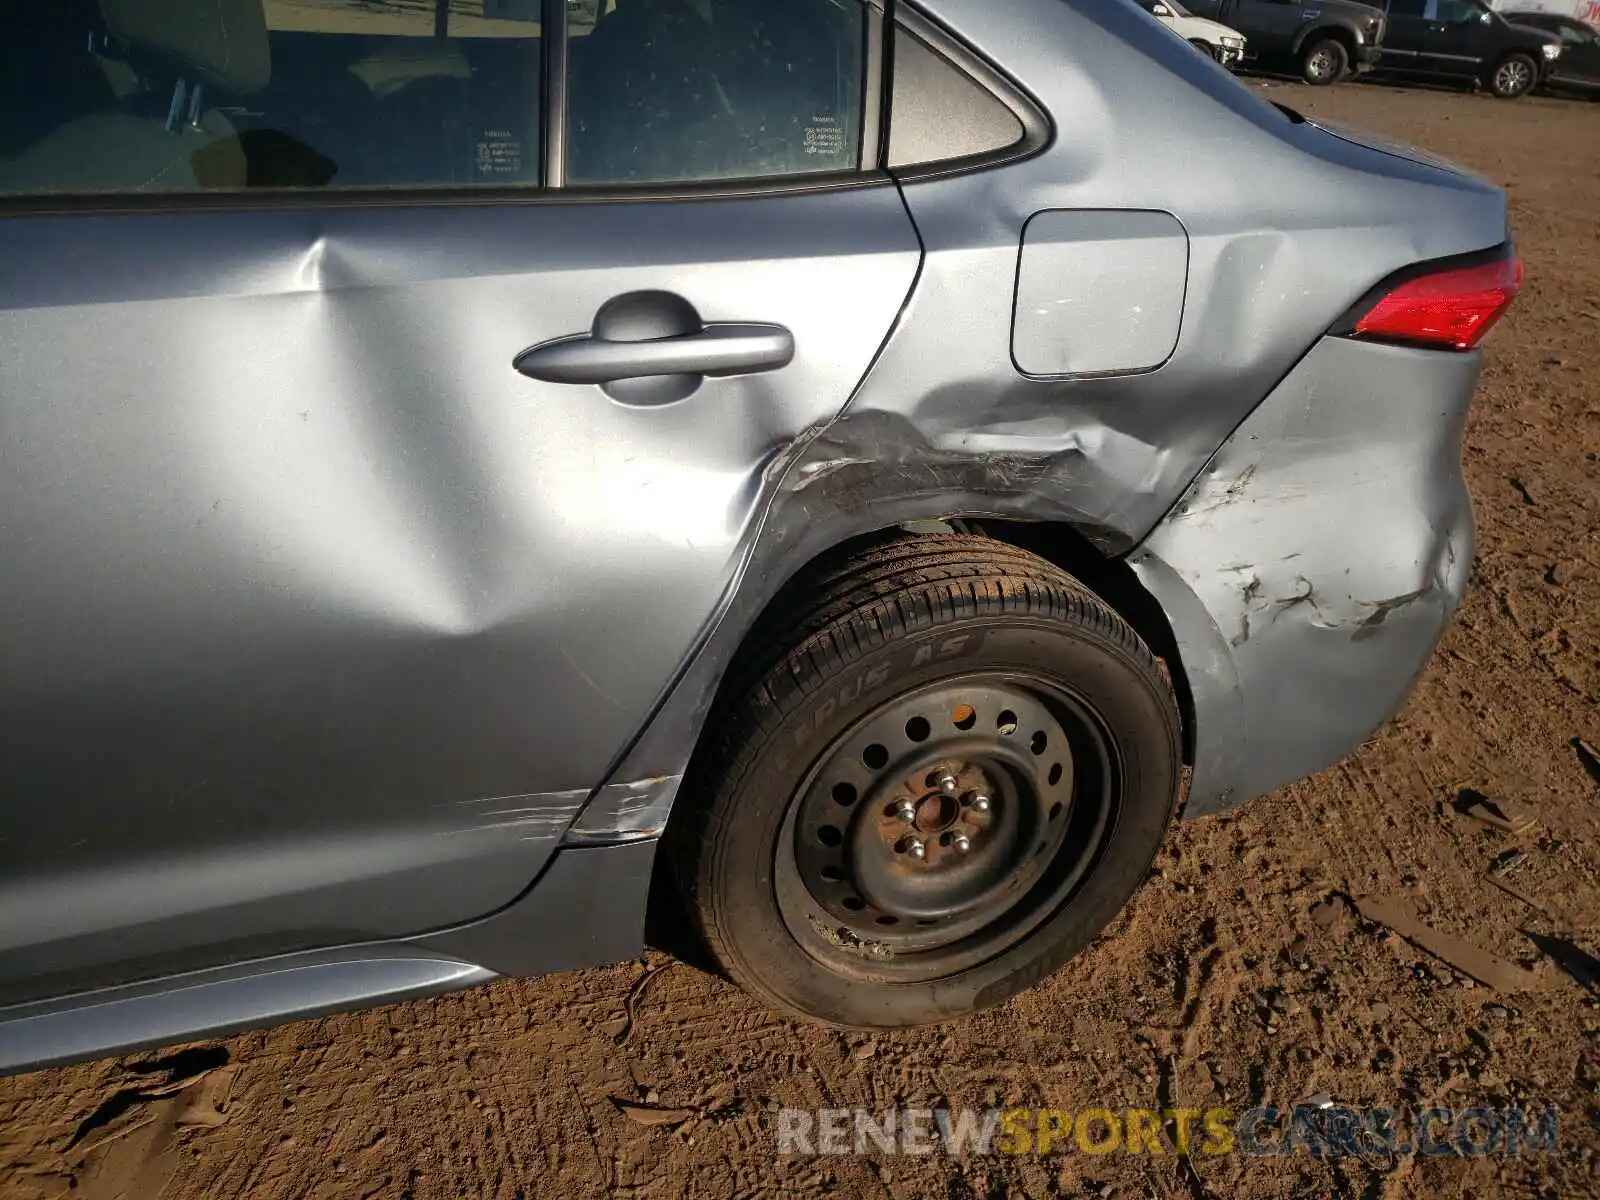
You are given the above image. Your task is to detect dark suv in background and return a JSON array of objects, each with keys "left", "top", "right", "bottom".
[
  {"left": 1504, "top": 10, "right": 1600, "bottom": 94},
  {"left": 1374, "top": 0, "right": 1564, "bottom": 96},
  {"left": 1183, "top": 0, "right": 1388, "bottom": 84}
]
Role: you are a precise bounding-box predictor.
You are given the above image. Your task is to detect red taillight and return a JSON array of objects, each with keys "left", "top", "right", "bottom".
[{"left": 1352, "top": 256, "right": 1524, "bottom": 351}]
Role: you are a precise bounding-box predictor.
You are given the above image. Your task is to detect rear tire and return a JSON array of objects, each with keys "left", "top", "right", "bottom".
[
  {"left": 666, "top": 534, "right": 1182, "bottom": 1028},
  {"left": 1301, "top": 36, "right": 1349, "bottom": 85},
  {"left": 1489, "top": 52, "right": 1537, "bottom": 98}
]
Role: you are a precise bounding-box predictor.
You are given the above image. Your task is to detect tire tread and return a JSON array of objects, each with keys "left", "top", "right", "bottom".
[{"left": 666, "top": 532, "right": 1176, "bottom": 1023}]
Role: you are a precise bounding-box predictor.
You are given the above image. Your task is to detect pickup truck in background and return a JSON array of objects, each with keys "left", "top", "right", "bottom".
[
  {"left": 1183, "top": 0, "right": 1390, "bottom": 83},
  {"left": 1136, "top": 0, "right": 1251, "bottom": 65},
  {"left": 1374, "top": 0, "right": 1565, "bottom": 97}
]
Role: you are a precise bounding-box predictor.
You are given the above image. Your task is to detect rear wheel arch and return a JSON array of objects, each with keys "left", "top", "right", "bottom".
[
  {"left": 963, "top": 521, "right": 1196, "bottom": 769},
  {"left": 1293, "top": 22, "right": 1357, "bottom": 58},
  {"left": 668, "top": 518, "right": 1196, "bottom": 823}
]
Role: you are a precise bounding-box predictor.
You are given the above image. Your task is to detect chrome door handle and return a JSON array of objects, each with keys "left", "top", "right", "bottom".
[{"left": 514, "top": 290, "right": 794, "bottom": 407}]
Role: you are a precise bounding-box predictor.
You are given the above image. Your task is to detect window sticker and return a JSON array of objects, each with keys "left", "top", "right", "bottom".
[
  {"left": 805, "top": 114, "right": 845, "bottom": 158},
  {"left": 475, "top": 130, "right": 524, "bottom": 180}
]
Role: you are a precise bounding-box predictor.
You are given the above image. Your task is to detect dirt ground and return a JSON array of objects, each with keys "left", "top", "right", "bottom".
[{"left": 2, "top": 81, "right": 1598, "bottom": 1200}]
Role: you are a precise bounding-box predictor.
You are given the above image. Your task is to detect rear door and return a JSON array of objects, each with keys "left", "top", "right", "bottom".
[
  {"left": 1425, "top": 0, "right": 1497, "bottom": 71},
  {"left": 1378, "top": 0, "right": 1436, "bottom": 65},
  {"left": 0, "top": 0, "right": 918, "bottom": 1001}
]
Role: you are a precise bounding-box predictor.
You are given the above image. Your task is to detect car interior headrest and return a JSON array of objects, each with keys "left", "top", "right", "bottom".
[{"left": 98, "top": 0, "right": 270, "bottom": 94}]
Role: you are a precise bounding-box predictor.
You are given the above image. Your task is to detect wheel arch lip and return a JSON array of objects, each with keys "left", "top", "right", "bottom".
[
  {"left": 561, "top": 512, "right": 1206, "bottom": 866},
  {"left": 1292, "top": 22, "right": 1366, "bottom": 57},
  {"left": 560, "top": 483, "right": 1156, "bottom": 848}
]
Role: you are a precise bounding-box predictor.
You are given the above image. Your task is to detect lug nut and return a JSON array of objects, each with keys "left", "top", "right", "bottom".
[
  {"left": 894, "top": 799, "right": 918, "bottom": 823},
  {"left": 952, "top": 834, "right": 971, "bottom": 854},
  {"left": 908, "top": 838, "right": 927, "bottom": 859},
  {"left": 937, "top": 772, "right": 959, "bottom": 794},
  {"left": 970, "top": 793, "right": 991, "bottom": 814}
]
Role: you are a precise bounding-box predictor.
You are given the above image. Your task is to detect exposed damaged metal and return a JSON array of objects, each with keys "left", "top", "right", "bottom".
[
  {"left": 564, "top": 775, "right": 683, "bottom": 844},
  {"left": 809, "top": 914, "right": 896, "bottom": 961},
  {"left": 1353, "top": 588, "right": 1433, "bottom": 640},
  {"left": 454, "top": 791, "right": 586, "bottom": 841},
  {"left": 593, "top": 271, "right": 1489, "bottom": 838},
  {"left": 1135, "top": 336, "right": 1478, "bottom": 816}
]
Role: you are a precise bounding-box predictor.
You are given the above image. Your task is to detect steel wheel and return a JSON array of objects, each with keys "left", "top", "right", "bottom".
[
  {"left": 1301, "top": 38, "right": 1349, "bottom": 85},
  {"left": 775, "top": 674, "right": 1115, "bottom": 983},
  {"left": 669, "top": 532, "right": 1182, "bottom": 1028}
]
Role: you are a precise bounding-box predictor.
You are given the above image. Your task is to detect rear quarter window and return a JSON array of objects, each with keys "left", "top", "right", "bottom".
[{"left": 887, "top": 23, "right": 1027, "bottom": 170}]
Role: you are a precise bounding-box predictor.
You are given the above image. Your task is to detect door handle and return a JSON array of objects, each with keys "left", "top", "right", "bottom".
[
  {"left": 519, "top": 324, "right": 794, "bottom": 384},
  {"left": 514, "top": 290, "right": 794, "bottom": 407}
]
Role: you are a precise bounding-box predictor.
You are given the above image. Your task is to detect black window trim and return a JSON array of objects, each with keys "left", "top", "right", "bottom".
[
  {"left": 861, "top": 3, "right": 888, "bottom": 171},
  {"left": 543, "top": 0, "right": 570, "bottom": 188},
  {"left": 0, "top": 0, "right": 1046, "bottom": 217}
]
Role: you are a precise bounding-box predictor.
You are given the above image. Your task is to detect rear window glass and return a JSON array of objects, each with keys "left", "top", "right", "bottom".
[
  {"left": 0, "top": 0, "right": 886, "bottom": 197},
  {"left": 564, "top": 0, "right": 867, "bottom": 187}
]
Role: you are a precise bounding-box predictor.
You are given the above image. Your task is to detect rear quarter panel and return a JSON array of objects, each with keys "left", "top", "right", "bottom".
[{"left": 580, "top": 0, "right": 1508, "bottom": 826}]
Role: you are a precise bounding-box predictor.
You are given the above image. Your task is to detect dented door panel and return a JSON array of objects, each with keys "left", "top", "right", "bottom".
[{"left": 0, "top": 189, "right": 919, "bottom": 995}]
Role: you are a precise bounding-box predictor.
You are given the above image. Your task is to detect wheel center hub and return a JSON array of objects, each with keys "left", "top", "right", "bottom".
[
  {"left": 913, "top": 792, "right": 961, "bottom": 834},
  {"left": 881, "top": 765, "right": 995, "bottom": 867},
  {"left": 786, "top": 678, "right": 1086, "bottom": 957}
]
